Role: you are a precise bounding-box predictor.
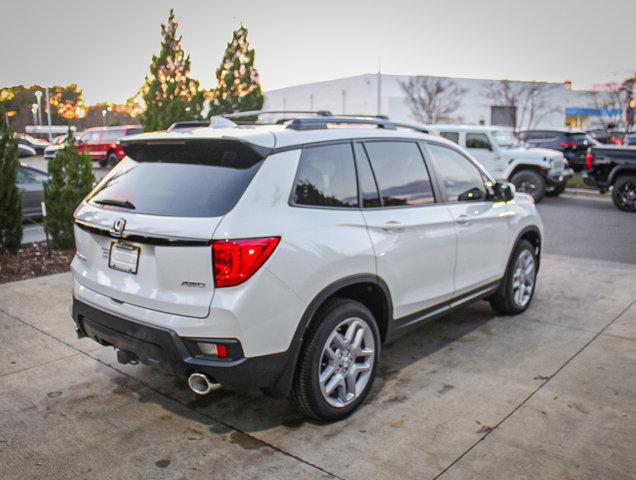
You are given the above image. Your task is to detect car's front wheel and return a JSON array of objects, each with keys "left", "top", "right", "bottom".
[
  {"left": 290, "top": 298, "right": 379, "bottom": 422},
  {"left": 612, "top": 175, "right": 636, "bottom": 212},
  {"left": 489, "top": 239, "right": 537, "bottom": 315},
  {"left": 511, "top": 170, "right": 546, "bottom": 203}
]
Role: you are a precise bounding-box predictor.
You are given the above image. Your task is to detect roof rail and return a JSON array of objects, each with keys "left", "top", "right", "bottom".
[
  {"left": 286, "top": 116, "right": 429, "bottom": 134},
  {"left": 223, "top": 110, "right": 333, "bottom": 120}
]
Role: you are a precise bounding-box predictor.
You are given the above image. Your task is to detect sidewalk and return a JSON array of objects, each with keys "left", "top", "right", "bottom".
[{"left": 1, "top": 255, "right": 635, "bottom": 479}]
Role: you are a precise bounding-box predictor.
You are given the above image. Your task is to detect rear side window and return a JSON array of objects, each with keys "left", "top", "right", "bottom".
[
  {"left": 466, "top": 133, "right": 492, "bottom": 150},
  {"left": 440, "top": 131, "right": 459, "bottom": 144},
  {"left": 101, "top": 129, "right": 126, "bottom": 142},
  {"left": 427, "top": 143, "right": 487, "bottom": 202},
  {"left": 364, "top": 141, "right": 435, "bottom": 206},
  {"left": 293, "top": 143, "right": 358, "bottom": 208},
  {"left": 88, "top": 140, "right": 264, "bottom": 217}
]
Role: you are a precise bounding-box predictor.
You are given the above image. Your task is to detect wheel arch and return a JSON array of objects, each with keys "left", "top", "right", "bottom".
[
  {"left": 608, "top": 166, "right": 636, "bottom": 186},
  {"left": 510, "top": 225, "right": 542, "bottom": 272},
  {"left": 507, "top": 164, "right": 548, "bottom": 180},
  {"left": 270, "top": 274, "right": 393, "bottom": 396}
]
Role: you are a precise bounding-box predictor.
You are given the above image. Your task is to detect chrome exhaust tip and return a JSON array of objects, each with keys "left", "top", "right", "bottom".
[{"left": 187, "top": 373, "right": 221, "bottom": 396}]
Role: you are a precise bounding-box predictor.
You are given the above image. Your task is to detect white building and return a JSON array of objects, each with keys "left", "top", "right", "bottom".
[{"left": 264, "top": 74, "right": 614, "bottom": 130}]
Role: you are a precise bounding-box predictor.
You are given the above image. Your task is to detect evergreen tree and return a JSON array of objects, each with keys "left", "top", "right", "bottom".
[
  {"left": 208, "top": 24, "right": 264, "bottom": 116},
  {"left": 44, "top": 130, "right": 95, "bottom": 249},
  {"left": 0, "top": 106, "right": 22, "bottom": 253},
  {"left": 140, "top": 9, "right": 204, "bottom": 131}
]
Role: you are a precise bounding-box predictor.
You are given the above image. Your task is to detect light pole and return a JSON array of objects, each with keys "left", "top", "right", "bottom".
[
  {"left": 31, "top": 104, "right": 38, "bottom": 126},
  {"left": 44, "top": 87, "right": 53, "bottom": 142},
  {"left": 34, "top": 90, "right": 43, "bottom": 126},
  {"left": 102, "top": 109, "right": 107, "bottom": 127}
]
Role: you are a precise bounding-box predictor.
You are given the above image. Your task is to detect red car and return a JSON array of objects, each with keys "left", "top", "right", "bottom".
[{"left": 77, "top": 125, "right": 143, "bottom": 167}]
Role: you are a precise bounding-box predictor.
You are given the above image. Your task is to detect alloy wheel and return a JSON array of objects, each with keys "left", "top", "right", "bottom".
[
  {"left": 512, "top": 250, "right": 535, "bottom": 308},
  {"left": 616, "top": 181, "right": 636, "bottom": 209},
  {"left": 318, "top": 317, "right": 375, "bottom": 408}
]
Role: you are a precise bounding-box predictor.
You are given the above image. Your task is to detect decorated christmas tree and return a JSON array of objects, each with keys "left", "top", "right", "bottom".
[
  {"left": 140, "top": 9, "right": 204, "bottom": 131},
  {"left": 208, "top": 24, "right": 264, "bottom": 116}
]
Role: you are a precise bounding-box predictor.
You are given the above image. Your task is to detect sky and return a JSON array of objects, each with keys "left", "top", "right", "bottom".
[{"left": 2, "top": 0, "right": 635, "bottom": 105}]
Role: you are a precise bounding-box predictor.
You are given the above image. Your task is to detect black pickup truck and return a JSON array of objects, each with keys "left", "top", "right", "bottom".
[{"left": 583, "top": 145, "right": 636, "bottom": 211}]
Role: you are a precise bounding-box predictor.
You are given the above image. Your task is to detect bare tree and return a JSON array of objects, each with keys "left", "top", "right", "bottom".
[
  {"left": 589, "top": 80, "right": 634, "bottom": 139},
  {"left": 484, "top": 80, "right": 559, "bottom": 131},
  {"left": 399, "top": 76, "right": 466, "bottom": 123}
]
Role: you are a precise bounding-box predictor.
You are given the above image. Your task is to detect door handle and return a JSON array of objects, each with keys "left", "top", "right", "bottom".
[
  {"left": 456, "top": 215, "right": 471, "bottom": 225},
  {"left": 382, "top": 221, "right": 404, "bottom": 233}
]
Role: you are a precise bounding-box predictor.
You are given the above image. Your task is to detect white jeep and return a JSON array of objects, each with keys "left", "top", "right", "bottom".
[{"left": 426, "top": 125, "right": 573, "bottom": 202}]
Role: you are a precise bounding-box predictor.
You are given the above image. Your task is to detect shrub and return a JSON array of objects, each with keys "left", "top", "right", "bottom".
[
  {"left": 43, "top": 130, "right": 95, "bottom": 249},
  {"left": 0, "top": 108, "right": 22, "bottom": 254}
]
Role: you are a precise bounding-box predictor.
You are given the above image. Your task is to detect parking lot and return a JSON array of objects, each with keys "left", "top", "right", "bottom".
[{"left": 1, "top": 192, "right": 634, "bottom": 480}]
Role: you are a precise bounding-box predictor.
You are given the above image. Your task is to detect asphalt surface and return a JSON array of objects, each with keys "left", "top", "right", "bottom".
[{"left": 538, "top": 194, "right": 636, "bottom": 264}]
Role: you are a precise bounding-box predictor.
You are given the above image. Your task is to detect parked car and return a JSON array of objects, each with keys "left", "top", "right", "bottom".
[
  {"left": 519, "top": 129, "right": 598, "bottom": 172},
  {"left": 587, "top": 128, "right": 627, "bottom": 145},
  {"left": 17, "top": 165, "right": 48, "bottom": 219},
  {"left": 622, "top": 133, "right": 636, "bottom": 146},
  {"left": 18, "top": 133, "right": 49, "bottom": 155},
  {"left": 71, "top": 114, "right": 543, "bottom": 421},
  {"left": 77, "top": 125, "right": 143, "bottom": 167},
  {"left": 18, "top": 143, "right": 37, "bottom": 158},
  {"left": 426, "top": 125, "right": 572, "bottom": 201},
  {"left": 44, "top": 132, "right": 83, "bottom": 161},
  {"left": 583, "top": 145, "right": 636, "bottom": 211}
]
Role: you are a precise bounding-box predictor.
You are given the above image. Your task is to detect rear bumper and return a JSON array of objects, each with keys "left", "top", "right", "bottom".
[{"left": 72, "top": 299, "right": 291, "bottom": 389}]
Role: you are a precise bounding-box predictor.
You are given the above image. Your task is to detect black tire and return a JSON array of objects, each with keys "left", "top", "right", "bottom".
[
  {"left": 489, "top": 239, "right": 537, "bottom": 315},
  {"left": 98, "top": 158, "right": 108, "bottom": 167},
  {"left": 511, "top": 170, "right": 546, "bottom": 203},
  {"left": 611, "top": 175, "right": 636, "bottom": 212},
  {"left": 289, "top": 298, "right": 380, "bottom": 422},
  {"left": 106, "top": 152, "right": 119, "bottom": 167},
  {"left": 545, "top": 183, "right": 566, "bottom": 197}
]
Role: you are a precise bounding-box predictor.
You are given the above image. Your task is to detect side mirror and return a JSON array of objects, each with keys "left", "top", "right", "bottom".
[{"left": 494, "top": 181, "right": 515, "bottom": 202}]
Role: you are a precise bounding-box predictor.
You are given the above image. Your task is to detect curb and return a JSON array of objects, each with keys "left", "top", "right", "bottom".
[{"left": 564, "top": 187, "right": 601, "bottom": 197}]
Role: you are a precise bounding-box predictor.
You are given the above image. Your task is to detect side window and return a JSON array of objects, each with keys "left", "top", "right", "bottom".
[
  {"left": 364, "top": 141, "right": 435, "bottom": 206},
  {"left": 466, "top": 133, "right": 492, "bottom": 150},
  {"left": 440, "top": 131, "right": 459, "bottom": 144},
  {"left": 79, "top": 131, "right": 91, "bottom": 143},
  {"left": 354, "top": 143, "right": 381, "bottom": 208},
  {"left": 427, "top": 143, "right": 487, "bottom": 202},
  {"left": 293, "top": 143, "right": 358, "bottom": 208},
  {"left": 17, "top": 168, "right": 46, "bottom": 184}
]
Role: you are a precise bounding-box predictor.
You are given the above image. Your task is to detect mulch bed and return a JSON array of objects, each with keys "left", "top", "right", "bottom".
[{"left": 0, "top": 241, "right": 74, "bottom": 285}]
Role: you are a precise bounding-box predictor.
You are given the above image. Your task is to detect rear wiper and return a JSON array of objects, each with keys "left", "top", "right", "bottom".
[{"left": 94, "top": 198, "right": 136, "bottom": 209}]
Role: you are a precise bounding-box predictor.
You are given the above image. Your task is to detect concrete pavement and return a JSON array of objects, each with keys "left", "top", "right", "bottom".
[{"left": 0, "top": 255, "right": 635, "bottom": 479}]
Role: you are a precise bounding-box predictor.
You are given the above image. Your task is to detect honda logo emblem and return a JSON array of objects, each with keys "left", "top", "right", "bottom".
[{"left": 111, "top": 218, "right": 126, "bottom": 237}]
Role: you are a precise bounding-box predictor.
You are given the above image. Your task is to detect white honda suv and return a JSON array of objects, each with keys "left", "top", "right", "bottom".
[{"left": 71, "top": 115, "right": 543, "bottom": 421}]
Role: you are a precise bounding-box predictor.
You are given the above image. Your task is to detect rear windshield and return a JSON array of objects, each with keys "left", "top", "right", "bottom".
[{"left": 87, "top": 140, "right": 265, "bottom": 217}]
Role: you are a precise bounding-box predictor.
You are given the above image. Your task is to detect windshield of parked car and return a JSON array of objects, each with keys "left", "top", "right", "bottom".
[{"left": 492, "top": 130, "right": 519, "bottom": 148}]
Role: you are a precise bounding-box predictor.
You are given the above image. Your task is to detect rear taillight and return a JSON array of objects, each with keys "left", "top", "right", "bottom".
[
  {"left": 585, "top": 151, "right": 594, "bottom": 170},
  {"left": 560, "top": 141, "right": 578, "bottom": 148},
  {"left": 212, "top": 237, "right": 280, "bottom": 288}
]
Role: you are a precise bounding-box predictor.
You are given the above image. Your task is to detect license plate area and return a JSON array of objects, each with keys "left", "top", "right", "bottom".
[{"left": 109, "top": 242, "right": 140, "bottom": 274}]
